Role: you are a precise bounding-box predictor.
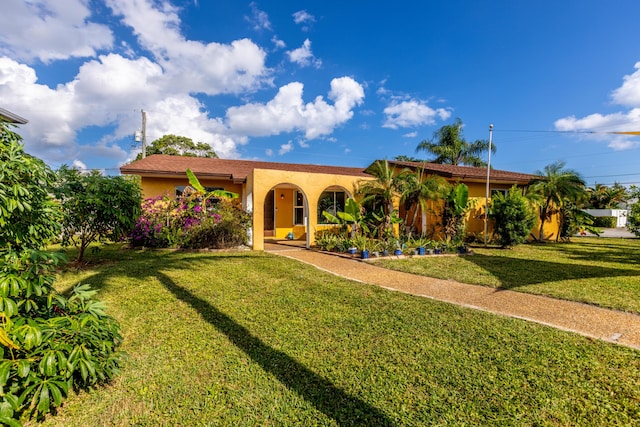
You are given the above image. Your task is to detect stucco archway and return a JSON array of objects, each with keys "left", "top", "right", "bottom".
[{"left": 262, "top": 183, "right": 311, "bottom": 248}]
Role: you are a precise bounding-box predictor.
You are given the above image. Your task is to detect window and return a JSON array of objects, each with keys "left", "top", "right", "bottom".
[
  {"left": 491, "top": 188, "right": 509, "bottom": 198},
  {"left": 294, "top": 190, "right": 305, "bottom": 225},
  {"left": 317, "top": 191, "right": 346, "bottom": 224},
  {"left": 175, "top": 185, "right": 223, "bottom": 197}
]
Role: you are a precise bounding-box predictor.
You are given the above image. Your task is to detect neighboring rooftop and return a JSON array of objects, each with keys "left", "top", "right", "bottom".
[
  {"left": 120, "top": 155, "right": 371, "bottom": 183},
  {"left": 0, "top": 108, "right": 28, "bottom": 124},
  {"left": 386, "top": 160, "right": 540, "bottom": 184}
]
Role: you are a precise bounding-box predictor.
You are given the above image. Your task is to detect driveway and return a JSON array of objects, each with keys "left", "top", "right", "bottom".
[{"left": 578, "top": 227, "right": 637, "bottom": 238}]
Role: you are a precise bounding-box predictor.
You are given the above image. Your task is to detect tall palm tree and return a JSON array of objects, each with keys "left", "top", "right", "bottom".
[
  {"left": 358, "top": 160, "right": 407, "bottom": 236},
  {"left": 527, "top": 161, "right": 586, "bottom": 241},
  {"left": 416, "top": 118, "right": 495, "bottom": 167}
]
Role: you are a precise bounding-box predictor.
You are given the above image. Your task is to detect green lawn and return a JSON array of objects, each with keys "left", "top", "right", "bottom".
[
  {"left": 33, "top": 245, "right": 640, "bottom": 426},
  {"left": 375, "top": 237, "right": 640, "bottom": 314}
]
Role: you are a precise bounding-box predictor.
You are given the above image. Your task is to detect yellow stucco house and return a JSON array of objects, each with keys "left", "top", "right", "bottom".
[{"left": 120, "top": 155, "right": 559, "bottom": 250}]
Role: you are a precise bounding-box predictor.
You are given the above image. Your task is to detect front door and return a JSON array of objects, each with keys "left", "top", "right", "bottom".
[{"left": 264, "top": 190, "right": 275, "bottom": 236}]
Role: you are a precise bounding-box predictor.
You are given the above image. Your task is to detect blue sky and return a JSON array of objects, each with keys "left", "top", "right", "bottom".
[{"left": 1, "top": 1, "right": 640, "bottom": 186}]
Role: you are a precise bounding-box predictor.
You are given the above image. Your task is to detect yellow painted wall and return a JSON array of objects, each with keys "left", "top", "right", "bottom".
[
  {"left": 139, "top": 176, "right": 243, "bottom": 199},
  {"left": 398, "top": 180, "right": 559, "bottom": 242},
  {"left": 250, "top": 169, "right": 371, "bottom": 250},
  {"left": 132, "top": 169, "right": 560, "bottom": 250}
]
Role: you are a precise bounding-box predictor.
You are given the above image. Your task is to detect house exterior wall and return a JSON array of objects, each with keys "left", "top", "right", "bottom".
[
  {"left": 130, "top": 166, "right": 560, "bottom": 249},
  {"left": 139, "top": 176, "right": 243, "bottom": 199},
  {"left": 398, "top": 180, "right": 560, "bottom": 241},
  {"left": 250, "top": 168, "right": 370, "bottom": 251}
]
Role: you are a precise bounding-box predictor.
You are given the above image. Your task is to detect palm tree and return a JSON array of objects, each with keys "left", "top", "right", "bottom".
[
  {"left": 527, "top": 161, "right": 586, "bottom": 241},
  {"left": 586, "top": 183, "right": 628, "bottom": 209},
  {"left": 416, "top": 118, "right": 495, "bottom": 166},
  {"left": 398, "top": 168, "right": 447, "bottom": 237},
  {"left": 358, "top": 160, "right": 407, "bottom": 236}
]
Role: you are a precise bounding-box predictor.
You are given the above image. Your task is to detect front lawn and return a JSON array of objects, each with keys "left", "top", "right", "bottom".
[
  {"left": 374, "top": 237, "right": 640, "bottom": 313},
  {"left": 34, "top": 245, "right": 640, "bottom": 426}
]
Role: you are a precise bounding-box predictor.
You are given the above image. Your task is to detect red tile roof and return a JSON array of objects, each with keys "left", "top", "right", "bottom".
[
  {"left": 384, "top": 160, "right": 539, "bottom": 184},
  {"left": 120, "top": 155, "right": 371, "bottom": 183}
]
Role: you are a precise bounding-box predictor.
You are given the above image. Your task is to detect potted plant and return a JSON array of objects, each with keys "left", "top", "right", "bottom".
[{"left": 434, "top": 241, "right": 442, "bottom": 254}]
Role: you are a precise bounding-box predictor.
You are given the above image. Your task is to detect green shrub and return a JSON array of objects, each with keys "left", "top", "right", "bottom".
[
  {"left": 1, "top": 123, "right": 123, "bottom": 425},
  {"left": 592, "top": 216, "right": 617, "bottom": 228},
  {"left": 181, "top": 201, "right": 251, "bottom": 249},
  {"left": 490, "top": 186, "right": 537, "bottom": 247},
  {"left": 628, "top": 202, "right": 640, "bottom": 237}
]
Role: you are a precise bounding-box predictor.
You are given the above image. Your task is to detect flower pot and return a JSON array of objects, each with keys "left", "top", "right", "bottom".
[
  {"left": 348, "top": 247, "right": 357, "bottom": 255},
  {"left": 382, "top": 250, "right": 389, "bottom": 256},
  {"left": 361, "top": 250, "right": 370, "bottom": 259},
  {"left": 434, "top": 248, "right": 441, "bottom": 254},
  {"left": 418, "top": 247, "right": 425, "bottom": 255},
  {"left": 427, "top": 249, "right": 434, "bottom": 255},
  {"left": 394, "top": 249, "right": 403, "bottom": 256}
]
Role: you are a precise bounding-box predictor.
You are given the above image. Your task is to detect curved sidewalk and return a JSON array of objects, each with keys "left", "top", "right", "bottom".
[{"left": 265, "top": 243, "right": 640, "bottom": 350}]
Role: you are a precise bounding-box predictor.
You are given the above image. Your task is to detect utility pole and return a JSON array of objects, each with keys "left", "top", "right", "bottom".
[
  {"left": 141, "top": 109, "right": 147, "bottom": 158},
  {"left": 484, "top": 123, "right": 493, "bottom": 247}
]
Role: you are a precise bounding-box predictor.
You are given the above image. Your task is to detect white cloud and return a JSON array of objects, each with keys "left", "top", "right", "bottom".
[
  {"left": 383, "top": 99, "right": 451, "bottom": 129},
  {"left": 403, "top": 131, "right": 418, "bottom": 138},
  {"left": 287, "top": 39, "right": 321, "bottom": 68},
  {"left": 292, "top": 10, "right": 315, "bottom": 28},
  {"left": 293, "top": 10, "right": 315, "bottom": 24},
  {"left": 226, "top": 77, "right": 364, "bottom": 140},
  {"left": 555, "top": 109, "right": 640, "bottom": 151},
  {"left": 271, "top": 36, "right": 286, "bottom": 49},
  {"left": 0, "top": 0, "right": 113, "bottom": 63},
  {"left": 245, "top": 2, "right": 272, "bottom": 31},
  {"left": 611, "top": 61, "right": 640, "bottom": 107},
  {"left": 278, "top": 141, "right": 294, "bottom": 155},
  {"left": 72, "top": 159, "right": 87, "bottom": 170},
  {"left": 555, "top": 62, "right": 640, "bottom": 151},
  {"left": 106, "top": 0, "right": 271, "bottom": 95},
  {"left": 265, "top": 148, "right": 274, "bottom": 156}
]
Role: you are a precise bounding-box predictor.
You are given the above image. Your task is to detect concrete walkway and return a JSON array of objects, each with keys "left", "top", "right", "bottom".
[{"left": 265, "top": 243, "right": 640, "bottom": 350}]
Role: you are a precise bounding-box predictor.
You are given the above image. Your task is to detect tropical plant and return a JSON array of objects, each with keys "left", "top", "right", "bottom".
[
  {"left": 441, "top": 183, "right": 470, "bottom": 245},
  {"left": 627, "top": 185, "right": 640, "bottom": 236},
  {"left": 398, "top": 168, "right": 447, "bottom": 237},
  {"left": 358, "top": 160, "right": 407, "bottom": 236},
  {"left": 393, "top": 155, "right": 423, "bottom": 162},
  {"left": 130, "top": 171, "right": 245, "bottom": 249},
  {"left": 53, "top": 167, "right": 142, "bottom": 263},
  {"left": 0, "top": 122, "right": 123, "bottom": 425},
  {"left": 416, "top": 118, "right": 495, "bottom": 167},
  {"left": 322, "top": 198, "right": 369, "bottom": 237},
  {"left": 135, "top": 134, "right": 218, "bottom": 160},
  {"left": 527, "top": 161, "right": 587, "bottom": 241},
  {"left": 559, "top": 202, "right": 600, "bottom": 240},
  {"left": 181, "top": 200, "right": 251, "bottom": 249},
  {"left": 585, "top": 183, "right": 628, "bottom": 209},
  {"left": 490, "top": 186, "right": 536, "bottom": 247}
]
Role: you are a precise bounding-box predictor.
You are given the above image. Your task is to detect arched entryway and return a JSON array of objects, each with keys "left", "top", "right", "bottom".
[{"left": 263, "top": 183, "right": 310, "bottom": 248}]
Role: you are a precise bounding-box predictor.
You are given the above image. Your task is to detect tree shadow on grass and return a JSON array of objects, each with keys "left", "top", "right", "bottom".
[
  {"left": 153, "top": 270, "right": 394, "bottom": 426},
  {"left": 60, "top": 250, "right": 394, "bottom": 425},
  {"left": 464, "top": 253, "right": 640, "bottom": 289}
]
